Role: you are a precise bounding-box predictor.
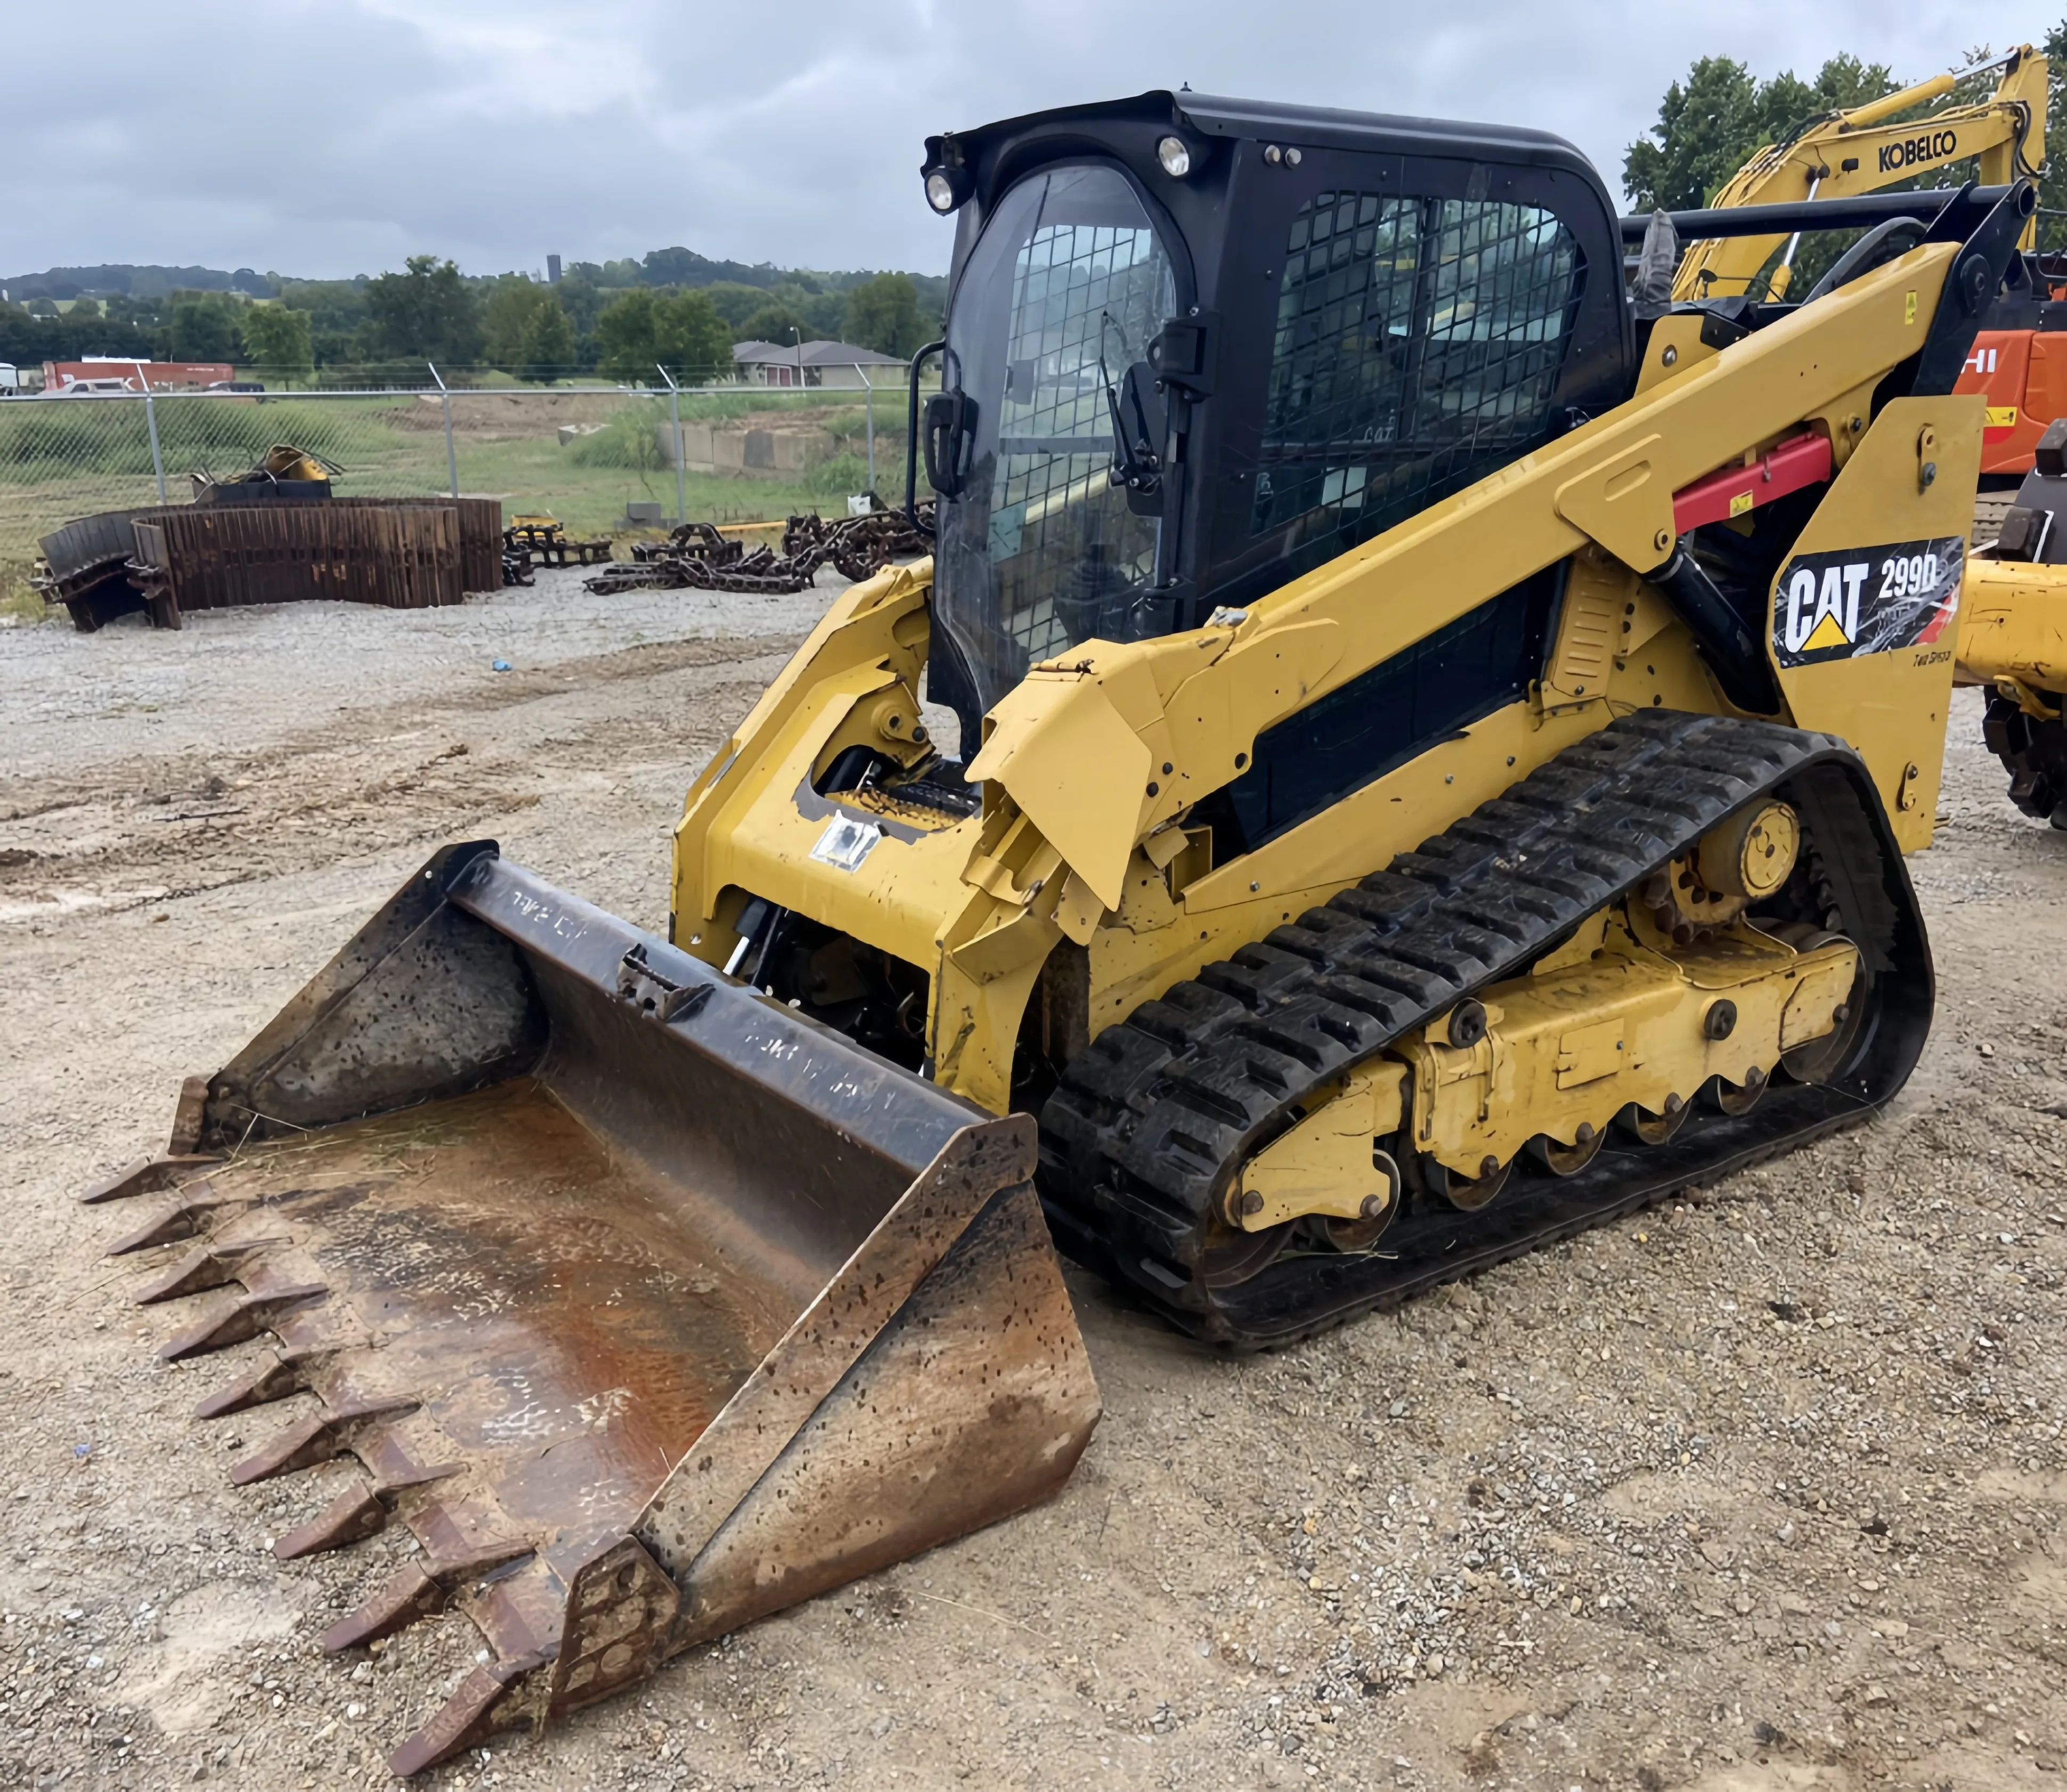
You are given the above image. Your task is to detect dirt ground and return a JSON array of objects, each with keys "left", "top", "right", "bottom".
[{"left": 3, "top": 573, "right": 2066, "bottom": 1792}]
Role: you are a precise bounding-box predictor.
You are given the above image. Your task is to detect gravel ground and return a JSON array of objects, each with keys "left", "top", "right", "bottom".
[{"left": 2, "top": 574, "right": 2065, "bottom": 1792}]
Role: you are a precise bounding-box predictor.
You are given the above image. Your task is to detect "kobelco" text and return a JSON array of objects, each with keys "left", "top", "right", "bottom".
[{"left": 1878, "top": 129, "right": 1958, "bottom": 173}]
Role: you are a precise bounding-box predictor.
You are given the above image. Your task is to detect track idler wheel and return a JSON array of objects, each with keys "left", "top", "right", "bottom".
[
  {"left": 1708, "top": 1067, "right": 1769, "bottom": 1115},
  {"left": 1302, "top": 1151, "right": 1403, "bottom": 1255},
  {"left": 1199, "top": 1219, "right": 1295, "bottom": 1288},
  {"left": 1618, "top": 1093, "right": 1689, "bottom": 1145},
  {"left": 1412, "top": 1150, "right": 1512, "bottom": 1212},
  {"left": 1528, "top": 1123, "right": 1605, "bottom": 1176},
  {"left": 1762, "top": 923, "right": 1869, "bottom": 1086}
]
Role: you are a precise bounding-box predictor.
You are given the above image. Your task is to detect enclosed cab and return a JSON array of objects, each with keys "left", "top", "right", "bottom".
[{"left": 918, "top": 92, "right": 1633, "bottom": 784}]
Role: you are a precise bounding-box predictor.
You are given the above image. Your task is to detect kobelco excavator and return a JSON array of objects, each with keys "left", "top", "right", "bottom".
[
  {"left": 1649, "top": 43, "right": 2055, "bottom": 477},
  {"left": 87, "top": 91, "right": 2030, "bottom": 1772},
  {"left": 1670, "top": 45, "right": 2046, "bottom": 305}
]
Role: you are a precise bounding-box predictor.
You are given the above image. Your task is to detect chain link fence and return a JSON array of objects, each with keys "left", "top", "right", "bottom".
[{"left": 0, "top": 379, "right": 911, "bottom": 591}]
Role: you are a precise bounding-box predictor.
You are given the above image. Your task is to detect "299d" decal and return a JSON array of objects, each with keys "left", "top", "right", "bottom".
[{"left": 1771, "top": 537, "right": 1965, "bottom": 670}]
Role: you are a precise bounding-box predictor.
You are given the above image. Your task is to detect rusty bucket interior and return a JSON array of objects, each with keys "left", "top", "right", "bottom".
[{"left": 86, "top": 842, "right": 1099, "bottom": 1774}]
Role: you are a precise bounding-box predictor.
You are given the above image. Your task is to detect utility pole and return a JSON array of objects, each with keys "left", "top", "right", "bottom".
[
  {"left": 428, "top": 362, "right": 458, "bottom": 498},
  {"left": 857, "top": 365, "right": 875, "bottom": 493},
  {"left": 131, "top": 360, "right": 166, "bottom": 502},
  {"left": 658, "top": 364, "right": 687, "bottom": 526}
]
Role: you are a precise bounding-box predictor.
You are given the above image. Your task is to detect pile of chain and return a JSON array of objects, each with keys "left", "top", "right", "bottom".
[
  {"left": 583, "top": 503, "right": 934, "bottom": 597},
  {"left": 505, "top": 517, "right": 613, "bottom": 568}
]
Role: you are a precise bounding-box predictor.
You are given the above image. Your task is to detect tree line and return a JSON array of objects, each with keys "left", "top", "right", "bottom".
[
  {"left": 16, "top": 36, "right": 2060, "bottom": 387},
  {"left": 0, "top": 247, "right": 946, "bottom": 386},
  {"left": 1625, "top": 28, "right": 2067, "bottom": 272}
]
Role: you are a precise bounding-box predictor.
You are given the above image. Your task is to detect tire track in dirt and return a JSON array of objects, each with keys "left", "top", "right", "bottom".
[{"left": 0, "top": 633, "right": 795, "bottom": 917}]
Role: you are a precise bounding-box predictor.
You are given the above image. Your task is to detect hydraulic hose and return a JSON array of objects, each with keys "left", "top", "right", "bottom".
[{"left": 1645, "top": 542, "right": 1784, "bottom": 715}]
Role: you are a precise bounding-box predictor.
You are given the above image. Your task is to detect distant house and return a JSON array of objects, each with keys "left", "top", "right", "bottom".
[{"left": 731, "top": 339, "right": 906, "bottom": 389}]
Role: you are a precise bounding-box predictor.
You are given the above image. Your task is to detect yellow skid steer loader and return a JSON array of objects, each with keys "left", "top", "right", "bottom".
[{"left": 88, "top": 91, "right": 2032, "bottom": 1771}]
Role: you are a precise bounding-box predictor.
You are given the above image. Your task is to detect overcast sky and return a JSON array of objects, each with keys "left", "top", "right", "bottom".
[{"left": 1, "top": 2, "right": 2047, "bottom": 281}]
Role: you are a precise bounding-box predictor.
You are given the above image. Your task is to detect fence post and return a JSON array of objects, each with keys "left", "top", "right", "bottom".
[
  {"left": 428, "top": 362, "right": 459, "bottom": 498},
  {"left": 131, "top": 362, "right": 167, "bottom": 502},
  {"left": 658, "top": 365, "right": 687, "bottom": 526},
  {"left": 858, "top": 365, "right": 875, "bottom": 494}
]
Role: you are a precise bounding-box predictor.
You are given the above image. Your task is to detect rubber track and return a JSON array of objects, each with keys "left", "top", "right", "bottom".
[{"left": 1038, "top": 710, "right": 1933, "bottom": 1347}]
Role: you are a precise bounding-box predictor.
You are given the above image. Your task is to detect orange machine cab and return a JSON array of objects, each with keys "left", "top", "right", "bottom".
[
  {"left": 1958, "top": 330, "right": 2058, "bottom": 474},
  {"left": 1959, "top": 263, "right": 2067, "bottom": 477}
]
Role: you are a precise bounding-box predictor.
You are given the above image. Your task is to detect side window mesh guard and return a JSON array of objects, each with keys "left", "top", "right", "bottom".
[{"left": 1251, "top": 192, "right": 1583, "bottom": 558}]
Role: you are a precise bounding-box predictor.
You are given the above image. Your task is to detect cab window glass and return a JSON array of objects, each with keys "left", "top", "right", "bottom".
[
  {"left": 933, "top": 165, "right": 1176, "bottom": 719},
  {"left": 1251, "top": 193, "right": 1582, "bottom": 555}
]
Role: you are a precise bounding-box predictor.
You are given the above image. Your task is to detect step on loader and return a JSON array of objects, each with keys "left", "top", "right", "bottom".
[{"left": 91, "top": 91, "right": 2033, "bottom": 1770}]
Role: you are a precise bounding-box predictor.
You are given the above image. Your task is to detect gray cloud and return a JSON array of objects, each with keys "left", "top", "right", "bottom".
[{"left": 0, "top": 1, "right": 2036, "bottom": 279}]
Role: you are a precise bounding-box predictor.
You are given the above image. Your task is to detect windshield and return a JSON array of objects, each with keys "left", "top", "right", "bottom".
[{"left": 934, "top": 164, "right": 1177, "bottom": 719}]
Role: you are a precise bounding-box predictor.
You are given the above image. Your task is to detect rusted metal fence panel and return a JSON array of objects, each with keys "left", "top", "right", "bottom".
[
  {"left": 215, "top": 494, "right": 502, "bottom": 596},
  {"left": 142, "top": 502, "right": 467, "bottom": 622},
  {"left": 39, "top": 495, "right": 499, "bottom": 630}
]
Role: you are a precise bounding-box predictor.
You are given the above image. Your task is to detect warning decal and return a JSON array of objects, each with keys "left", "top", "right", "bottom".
[{"left": 1771, "top": 537, "right": 1964, "bottom": 671}]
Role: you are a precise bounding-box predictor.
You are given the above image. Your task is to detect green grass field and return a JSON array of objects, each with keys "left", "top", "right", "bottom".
[{"left": 0, "top": 387, "right": 914, "bottom": 610}]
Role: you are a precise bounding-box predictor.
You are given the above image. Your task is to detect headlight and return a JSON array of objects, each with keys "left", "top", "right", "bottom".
[
  {"left": 1156, "top": 135, "right": 1192, "bottom": 178},
  {"left": 925, "top": 171, "right": 961, "bottom": 213}
]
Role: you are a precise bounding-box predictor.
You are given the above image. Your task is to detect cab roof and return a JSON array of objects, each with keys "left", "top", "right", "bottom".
[{"left": 926, "top": 89, "right": 1608, "bottom": 193}]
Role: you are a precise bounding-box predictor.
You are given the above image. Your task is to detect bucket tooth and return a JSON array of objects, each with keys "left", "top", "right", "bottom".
[
  {"left": 461, "top": 1560, "right": 566, "bottom": 1661},
  {"left": 194, "top": 1354, "right": 313, "bottom": 1420},
  {"left": 107, "top": 1193, "right": 239, "bottom": 1256},
  {"left": 386, "top": 1651, "right": 552, "bottom": 1779},
  {"left": 133, "top": 1239, "right": 284, "bottom": 1305},
  {"left": 274, "top": 1481, "right": 389, "bottom": 1559},
  {"left": 320, "top": 1563, "right": 446, "bottom": 1653},
  {"left": 410, "top": 1499, "right": 536, "bottom": 1586},
  {"left": 230, "top": 1413, "right": 340, "bottom": 1485},
  {"left": 386, "top": 1541, "right": 681, "bottom": 1775},
  {"left": 229, "top": 1396, "right": 419, "bottom": 1485},
  {"left": 160, "top": 1283, "right": 326, "bottom": 1361},
  {"left": 80, "top": 1154, "right": 223, "bottom": 1206}
]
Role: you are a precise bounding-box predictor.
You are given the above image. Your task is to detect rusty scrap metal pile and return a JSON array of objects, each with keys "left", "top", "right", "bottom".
[
  {"left": 38, "top": 491, "right": 505, "bottom": 632},
  {"left": 583, "top": 504, "right": 934, "bottom": 596},
  {"left": 503, "top": 515, "right": 613, "bottom": 571}
]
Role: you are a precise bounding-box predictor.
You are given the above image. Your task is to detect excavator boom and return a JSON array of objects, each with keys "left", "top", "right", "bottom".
[{"left": 1672, "top": 45, "right": 2046, "bottom": 300}]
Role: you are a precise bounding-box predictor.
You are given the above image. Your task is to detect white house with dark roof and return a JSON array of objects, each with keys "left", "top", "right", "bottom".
[{"left": 730, "top": 339, "right": 906, "bottom": 389}]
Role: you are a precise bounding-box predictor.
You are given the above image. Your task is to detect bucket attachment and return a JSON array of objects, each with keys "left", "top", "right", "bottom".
[{"left": 87, "top": 843, "right": 1100, "bottom": 1774}]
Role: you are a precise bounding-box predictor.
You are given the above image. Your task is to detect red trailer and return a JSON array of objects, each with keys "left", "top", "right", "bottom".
[{"left": 42, "top": 360, "right": 234, "bottom": 393}]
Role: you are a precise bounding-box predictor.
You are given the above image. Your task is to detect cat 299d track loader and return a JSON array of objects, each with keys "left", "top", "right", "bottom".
[{"left": 89, "top": 93, "right": 2027, "bottom": 1772}]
